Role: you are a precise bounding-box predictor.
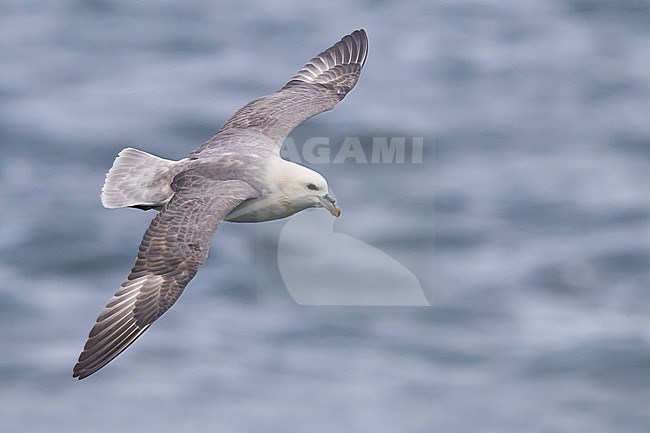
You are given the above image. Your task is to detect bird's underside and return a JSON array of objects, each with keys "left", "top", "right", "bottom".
[{"left": 73, "top": 29, "right": 368, "bottom": 379}]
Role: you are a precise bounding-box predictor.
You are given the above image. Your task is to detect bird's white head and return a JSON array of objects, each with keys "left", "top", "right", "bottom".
[{"left": 272, "top": 161, "right": 341, "bottom": 217}]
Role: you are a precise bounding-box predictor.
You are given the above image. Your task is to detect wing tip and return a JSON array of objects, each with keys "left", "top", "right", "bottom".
[
  {"left": 347, "top": 29, "right": 369, "bottom": 66},
  {"left": 284, "top": 29, "right": 369, "bottom": 88},
  {"left": 72, "top": 323, "right": 149, "bottom": 380},
  {"left": 72, "top": 367, "right": 90, "bottom": 380}
]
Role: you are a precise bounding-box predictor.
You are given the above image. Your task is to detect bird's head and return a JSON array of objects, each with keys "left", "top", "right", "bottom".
[{"left": 278, "top": 163, "right": 341, "bottom": 217}]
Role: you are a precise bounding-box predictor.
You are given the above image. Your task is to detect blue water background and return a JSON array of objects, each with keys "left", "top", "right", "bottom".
[{"left": 1, "top": 0, "right": 650, "bottom": 431}]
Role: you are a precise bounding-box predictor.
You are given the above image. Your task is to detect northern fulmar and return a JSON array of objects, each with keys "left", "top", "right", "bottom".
[{"left": 73, "top": 29, "right": 368, "bottom": 379}]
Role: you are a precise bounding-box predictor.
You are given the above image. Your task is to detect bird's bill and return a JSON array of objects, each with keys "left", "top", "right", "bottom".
[{"left": 319, "top": 194, "right": 341, "bottom": 217}]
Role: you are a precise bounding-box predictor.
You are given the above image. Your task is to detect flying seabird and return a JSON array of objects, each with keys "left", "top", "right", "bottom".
[{"left": 73, "top": 29, "right": 368, "bottom": 379}]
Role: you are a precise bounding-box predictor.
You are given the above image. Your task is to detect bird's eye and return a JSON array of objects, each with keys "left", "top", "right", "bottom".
[{"left": 307, "top": 183, "right": 318, "bottom": 191}]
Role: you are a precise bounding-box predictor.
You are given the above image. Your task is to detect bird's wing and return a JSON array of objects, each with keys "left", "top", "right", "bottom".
[
  {"left": 190, "top": 29, "right": 368, "bottom": 156},
  {"left": 73, "top": 171, "right": 257, "bottom": 379}
]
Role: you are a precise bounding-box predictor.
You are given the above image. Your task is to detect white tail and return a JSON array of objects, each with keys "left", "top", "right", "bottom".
[{"left": 101, "top": 148, "right": 181, "bottom": 210}]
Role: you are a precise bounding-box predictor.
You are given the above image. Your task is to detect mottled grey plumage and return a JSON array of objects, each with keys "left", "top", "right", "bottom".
[
  {"left": 73, "top": 29, "right": 368, "bottom": 379},
  {"left": 191, "top": 29, "right": 367, "bottom": 154}
]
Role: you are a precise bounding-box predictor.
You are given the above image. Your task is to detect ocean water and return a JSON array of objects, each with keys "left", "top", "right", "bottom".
[{"left": 1, "top": 0, "right": 650, "bottom": 432}]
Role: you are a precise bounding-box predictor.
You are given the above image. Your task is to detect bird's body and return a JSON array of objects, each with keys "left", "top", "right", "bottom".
[{"left": 73, "top": 29, "right": 368, "bottom": 379}]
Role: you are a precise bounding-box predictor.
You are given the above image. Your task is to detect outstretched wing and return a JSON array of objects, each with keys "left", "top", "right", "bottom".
[
  {"left": 73, "top": 171, "right": 257, "bottom": 379},
  {"left": 192, "top": 29, "right": 368, "bottom": 155}
]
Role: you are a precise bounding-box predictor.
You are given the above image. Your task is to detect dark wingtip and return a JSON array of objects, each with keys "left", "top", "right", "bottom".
[
  {"left": 349, "top": 29, "right": 368, "bottom": 65},
  {"left": 72, "top": 363, "right": 89, "bottom": 380},
  {"left": 283, "top": 28, "right": 370, "bottom": 90}
]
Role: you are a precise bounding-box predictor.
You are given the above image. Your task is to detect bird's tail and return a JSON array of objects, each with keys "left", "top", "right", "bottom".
[{"left": 101, "top": 148, "right": 180, "bottom": 210}]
